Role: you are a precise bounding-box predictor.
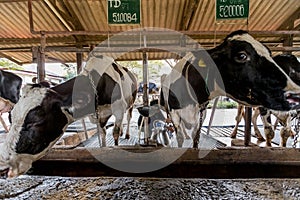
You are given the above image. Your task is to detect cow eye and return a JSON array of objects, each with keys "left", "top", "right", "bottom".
[{"left": 235, "top": 51, "right": 249, "bottom": 63}]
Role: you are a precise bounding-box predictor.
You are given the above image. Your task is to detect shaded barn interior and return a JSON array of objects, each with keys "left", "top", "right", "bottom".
[{"left": 1, "top": 0, "right": 300, "bottom": 179}]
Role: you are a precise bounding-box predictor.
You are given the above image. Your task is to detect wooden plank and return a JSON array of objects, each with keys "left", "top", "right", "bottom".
[
  {"left": 41, "top": 147, "right": 300, "bottom": 164},
  {"left": 30, "top": 147, "right": 300, "bottom": 178}
]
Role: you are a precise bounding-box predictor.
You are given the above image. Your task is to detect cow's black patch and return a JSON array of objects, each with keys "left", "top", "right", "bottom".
[
  {"left": 167, "top": 60, "right": 210, "bottom": 110},
  {"left": 274, "top": 54, "right": 300, "bottom": 86},
  {"left": 0, "top": 70, "right": 22, "bottom": 103},
  {"left": 15, "top": 91, "right": 68, "bottom": 155},
  {"left": 96, "top": 71, "right": 121, "bottom": 105},
  {"left": 112, "top": 63, "right": 124, "bottom": 80}
]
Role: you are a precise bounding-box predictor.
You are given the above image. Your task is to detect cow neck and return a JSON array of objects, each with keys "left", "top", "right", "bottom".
[
  {"left": 52, "top": 78, "right": 75, "bottom": 108},
  {"left": 52, "top": 73, "right": 99, "bottom": 120}
]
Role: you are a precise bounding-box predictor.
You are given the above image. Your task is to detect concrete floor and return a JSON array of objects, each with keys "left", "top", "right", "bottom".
[{"left": 1, "top": 176, "right": 300, "bottom": 199}]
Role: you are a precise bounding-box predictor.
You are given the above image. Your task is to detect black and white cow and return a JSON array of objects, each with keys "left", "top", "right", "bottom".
[
  {"left": 160, "top": 30, "right": 300, "bottom": 148},
  {"left": 0, "top": 55, "right": 137, "bottom": 178},
  {"left": 0, "top": 70, "right": 22, "bottom": 131},
  {"left": 231, "top": 54, "right": 300, "bottom": 147},
  {"left": 0, "top": 70, "right": 22, "bottom": 105}
]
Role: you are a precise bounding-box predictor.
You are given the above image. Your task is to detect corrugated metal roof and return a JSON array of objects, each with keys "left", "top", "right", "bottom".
[{"left": 1, "top": 0, "right": 300, "bottom": 64}]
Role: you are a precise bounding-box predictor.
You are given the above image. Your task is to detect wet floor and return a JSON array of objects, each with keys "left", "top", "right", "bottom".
[{"left": 1, "top": 176, "right": 300, "bottom": 199}]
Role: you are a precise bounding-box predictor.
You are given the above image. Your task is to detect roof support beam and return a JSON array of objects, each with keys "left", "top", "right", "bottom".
[
  {"left": 43, "top": 0, "right": 73, "bottom": 31},
  {"left": 278, "top": 7, "right": 300, "bottom": 30},
  {"left": 180, "top": 0, "right": 200, "bottom": 30}
]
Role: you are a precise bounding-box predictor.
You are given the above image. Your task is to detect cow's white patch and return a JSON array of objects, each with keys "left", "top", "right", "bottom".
[
  {"left": 81, "top": 56, "right": 115, "bottom": 77},
  {"left": 229, "top": 34, "right": 272, "bottom": 61},
  {"left": 81, "top": 56, "right": 127, "bottom": 85},
  {"left": 81, "top": 56, "right": 135, "bottom": 108}
]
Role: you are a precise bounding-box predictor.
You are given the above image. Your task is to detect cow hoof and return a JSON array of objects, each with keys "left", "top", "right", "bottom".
[
  {"left": 114, "top": 140, "right": 119, "bottom": 146},
  {"left": 193, "top": 142, "right": 198, "bottom": 149},
  {"left": 125, "top": 134, "right": 130, "bottom": 140},
  {"left": 230, "top": 133, "right": 237, "bottom": 139}
]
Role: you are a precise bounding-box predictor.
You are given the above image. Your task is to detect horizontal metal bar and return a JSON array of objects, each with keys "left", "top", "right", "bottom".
[
  {"left": 2, "top": 45, "right": 300, "bottom": 53},
  {"left": 28, "top": 29, "right": 300, "bottom": 37}
]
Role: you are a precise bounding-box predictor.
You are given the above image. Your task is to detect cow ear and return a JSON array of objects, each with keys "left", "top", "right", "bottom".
[
  {"left": 72, "top": 90, "right": 94, "bottom": 110},
  {"left": 71, "top": 90, "right": 95, "bottom": 118}
]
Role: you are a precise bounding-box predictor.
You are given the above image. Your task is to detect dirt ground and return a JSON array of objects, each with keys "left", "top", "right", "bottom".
[{"left": 1, "top": 176, "right": 300, "bottom": 199}]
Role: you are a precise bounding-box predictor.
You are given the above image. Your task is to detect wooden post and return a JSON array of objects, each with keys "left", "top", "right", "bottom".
[
  {"left": 142, "top": 50, "right": 149, "bottom": 143},
  {"left": 75, "top": 45, "right": 88, "bottom": 140},
  {"left": 37, "top": 34, "right": 46, "bottom": 82},
  {"left": 283, "top": 34, "right": 293, "bottom": 55},
  {"left": 76, "top": 45, "right": 83, "bottom": 74},
  {"left": 244, "top": 106, "right": 252, "bottom": 146}
]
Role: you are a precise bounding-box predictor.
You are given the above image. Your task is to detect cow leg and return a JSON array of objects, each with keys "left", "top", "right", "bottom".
[
  {"left": 124, "top": 106, "right": 133, "bottom": 140},
  {"left": 170, "top": 112, "right": 184, "bottom": 148},
  {"left": 182, "top": 123, "right": 191, "bottom": 140},
  {"left": 270, "top": 111, "right": 293, "bottom": 147},
  {"left": 280, "top": 127, "right": 291, "bottom": 147},
  {"left": 113, "top": 111, "right": 125, "bottom": 146},
  {"left": 278, "top": 113, "right": 293, "bottom": 147},
  {"left": 252, "top": 108, "right": 265, "bottom": 141},
  {"left": 113, "top": 126, "right": 120, "bottom": 146},
  {"left": 260, "top": 110, "right": 274, "bottom": 146},
  {"left": 99, "top": 125, "right": 107, "bottom": 147},
  {"left": 273, "top": 118, "right": 280, "bottom": 131},
  {"left": 231, "top": 104, "right": 244, "bottom": 138},
  {"left": 98, "top": 116, "right": 111, "bottom": 147},
  {"left": 176, "top": 125, "right": 185, "bottom": 148}
]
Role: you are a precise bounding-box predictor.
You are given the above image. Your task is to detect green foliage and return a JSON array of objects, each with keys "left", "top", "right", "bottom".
[
  {"left": 62, "top": 64, "right": 76, "bottom": 80},
  {"left": 0, "top": 58, "right": 23, "bottom": 70},
  {"left": 207, "top": 100, "right": 238, "bottom": 109},
  {"left": 118, "top": 60, "right": 164, "bottom": 82}
]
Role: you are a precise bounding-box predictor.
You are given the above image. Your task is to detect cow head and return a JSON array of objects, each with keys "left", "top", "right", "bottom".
[
  {"left": 0, "top": 84, "right": 71, "bottom": 178},
  {"left": 0, "top": 70, "right": 22, "bottom": 104},
  {"left": 209, "top": 30, "right": 300, "bottom": 111},
  {"left": 0, "top": 71, "right": 114, "bottom": 178},
  {"left": 273, "top": 54, "right": 300, "bottom": 86}
]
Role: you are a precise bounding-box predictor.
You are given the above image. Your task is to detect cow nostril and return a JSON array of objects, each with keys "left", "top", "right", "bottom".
[{"left": 0, "top": 168, "right": 9, "bottom": 179}]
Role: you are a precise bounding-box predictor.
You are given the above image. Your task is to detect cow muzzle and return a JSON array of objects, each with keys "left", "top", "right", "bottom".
[
  {"left": 0, "top": 168, "right": 9, "bottom": 179},
  {"left": 286, "top": 92, "right": 300, "bottom": 110}
]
